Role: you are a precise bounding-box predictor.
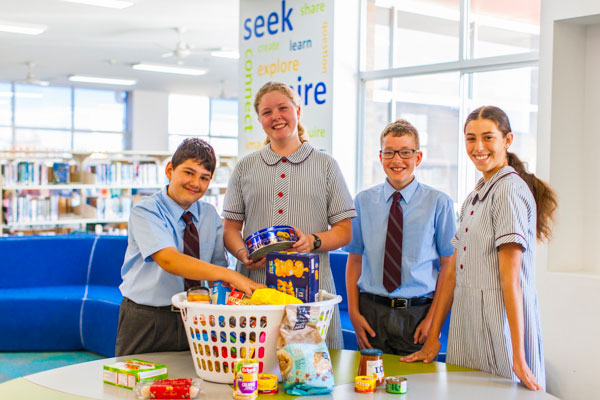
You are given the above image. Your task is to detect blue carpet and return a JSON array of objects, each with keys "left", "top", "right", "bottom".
[{"left": 0, "top": 351, "right": 103, "bottom": 383}]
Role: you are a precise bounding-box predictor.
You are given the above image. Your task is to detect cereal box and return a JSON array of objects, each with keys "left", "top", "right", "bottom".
[
  {"left": 266, "top": 251, "right": 319, "bottom": 303},
  {"left": 103, "top": 359, "right": 168, "bottom": 390}
]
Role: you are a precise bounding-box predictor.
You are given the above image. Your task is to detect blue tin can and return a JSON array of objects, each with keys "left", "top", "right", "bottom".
[{"left": 245, "top": 225, "right": 298, "bottom": 261}]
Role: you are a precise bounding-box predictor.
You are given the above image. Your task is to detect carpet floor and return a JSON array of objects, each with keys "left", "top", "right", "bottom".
[{"left": 0, "top": 351, "right": 103, "bottom": 383}]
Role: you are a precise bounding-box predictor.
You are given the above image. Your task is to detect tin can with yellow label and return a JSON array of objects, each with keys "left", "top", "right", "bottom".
[
  {"left": 257, "top": 374, "right": 278, "bottom": 394},
  {"left": 354, "top": 375, "right": 376, "bottom": 393}
]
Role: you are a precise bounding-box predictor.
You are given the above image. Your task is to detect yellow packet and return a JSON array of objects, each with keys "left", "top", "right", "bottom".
[{"left": 249, "top": 288, "right": 303, "bottom": 305}]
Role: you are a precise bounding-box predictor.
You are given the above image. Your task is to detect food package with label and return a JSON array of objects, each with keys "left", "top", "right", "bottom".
[
  {"left": 134, "top": 378, "right": 202, "bottom": 399},
  {"left": 266, "top": 251, "right": 319, "bottom": 303},
  {"left": 277, "top": 304, "right": 334, "bottom": 395},
  {"left": 103, "top": 359, "right": 168, "bottom": 390}
]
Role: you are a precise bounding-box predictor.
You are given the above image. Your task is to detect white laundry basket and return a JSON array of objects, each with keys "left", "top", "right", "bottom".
[{"left": 171, "top": 291, "right": 341, "bottom": 384}]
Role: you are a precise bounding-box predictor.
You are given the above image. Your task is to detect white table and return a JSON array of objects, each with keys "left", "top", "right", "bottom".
[{"left": 0, "top": 350, "right": 559, "bottom": 399}]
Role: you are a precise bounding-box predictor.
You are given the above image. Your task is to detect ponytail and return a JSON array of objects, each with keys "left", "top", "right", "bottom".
[
  {"left": 465, "top": 106, "right": 558, "bottom": 242},
  {"left": 507, "top": 152, "right": 558, "bottom": 242}
]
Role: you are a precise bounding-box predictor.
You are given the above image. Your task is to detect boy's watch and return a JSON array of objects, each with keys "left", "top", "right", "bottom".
[{"left": 311, "top": 234, "right": 322, "bottom": 251}]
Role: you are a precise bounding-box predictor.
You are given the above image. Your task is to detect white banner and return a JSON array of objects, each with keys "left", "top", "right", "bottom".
[{"left": 238, "top": 0, "right": 334, "bottom": 156}]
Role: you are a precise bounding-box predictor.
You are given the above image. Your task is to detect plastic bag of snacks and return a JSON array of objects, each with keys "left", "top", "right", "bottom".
[
  {"left": 249, "top": 288, "right": 302, "bottom": 305},
  {"left": 276, "top": 304, "right": 334, "bottom": 395}
]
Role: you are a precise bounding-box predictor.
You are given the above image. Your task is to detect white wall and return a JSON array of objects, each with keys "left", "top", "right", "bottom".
[
  {"left": 537, "top": 1, "right": 600, "bottom": 398},
  {"left": 129, "top": 90, "right": 169, "bottom": 151}
]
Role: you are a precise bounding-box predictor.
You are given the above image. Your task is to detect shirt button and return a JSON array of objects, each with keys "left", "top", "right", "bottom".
[
  {"left": 281, "top": 174, "right": 286, "bottom": 178},
  {"left": 278, "top": 209, "right": 283, "bottom": 214},
  {"left": 278, "top": 192, "right": 283, "bottom": 197},
  {"left": 470, "top": 211, "right": 474, "bottom": 215},
  {"left": 465, "top": 228, "right": 468, "bottom": 232},
  {"left": 282, "top": 158, "right": 287, "bottom": 163},
  {"left": 460, "top": 264, "right": 464, "bottom": 269}
]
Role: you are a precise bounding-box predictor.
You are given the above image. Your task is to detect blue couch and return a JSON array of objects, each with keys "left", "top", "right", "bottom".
[
  {"left": 329, "top": 250, "right": 450, "bottom": 359},
  {"left": 0, "top": 235, "right": 127, "bottom": 357}
]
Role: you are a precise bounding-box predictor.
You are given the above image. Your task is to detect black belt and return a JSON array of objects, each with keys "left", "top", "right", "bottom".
[
  {"left": 361, "top": 292, "right": 432, "bottom": 309},
  {"left": 124, "top": 297, "right": 180, "bottom": 313}
]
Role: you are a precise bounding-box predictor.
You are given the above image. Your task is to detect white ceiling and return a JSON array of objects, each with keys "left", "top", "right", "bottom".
[{"left": 0, "top": 0, "right": 240, "bottom": 97}]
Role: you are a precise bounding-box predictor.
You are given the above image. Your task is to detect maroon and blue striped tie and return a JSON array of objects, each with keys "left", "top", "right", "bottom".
[
  {"left": 182, "top": 212, "right": 201, "bottom": 290},
  {"left": 383, "top": 192, "right": 403, "bottom": 292}
]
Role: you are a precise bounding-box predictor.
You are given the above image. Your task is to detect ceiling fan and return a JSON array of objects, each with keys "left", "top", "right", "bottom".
[
  {"left": 160, "top": 27, "right": 224, "bottom": 64},
  {"left": 22, "top": 62, "right": 50, "bottom": 86}
]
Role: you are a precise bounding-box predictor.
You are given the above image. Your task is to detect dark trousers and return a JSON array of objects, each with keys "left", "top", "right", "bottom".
[
  {"left": 359, "top": 292, "right": 431, "bottom": 356},
  {"left": 115, "top": 297, "right": 189, "bottom": 357}
]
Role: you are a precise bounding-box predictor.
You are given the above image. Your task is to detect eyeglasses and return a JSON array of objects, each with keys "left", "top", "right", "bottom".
[{"left": 380, "top": 149, "right": 420, "bottom": 159}]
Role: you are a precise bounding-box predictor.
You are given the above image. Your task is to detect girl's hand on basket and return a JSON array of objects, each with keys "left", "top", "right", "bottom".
[{"left": 229, "top": 271, "right": 265, "bottom": 297}]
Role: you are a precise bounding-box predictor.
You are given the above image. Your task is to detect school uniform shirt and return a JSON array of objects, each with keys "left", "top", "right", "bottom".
[
  {"left": 222, "top": 142, "right": 357, "bottom": 349},
  {"left": 343, "top": 177, "right": 456, "bottom": 298},
  {"left": 120, "top": 186, "right": 228, "bottom": 307},
  {"left": 449, "top": 166, "right": 545, "bottom": 389}
]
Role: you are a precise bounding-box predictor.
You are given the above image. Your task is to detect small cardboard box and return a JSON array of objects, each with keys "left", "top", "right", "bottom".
[
  {"left": 103, "top": 359, "right": 168, "bottom": 390},
  {"left": 266, "top": 251, "right": 319, "bottom": 303}
]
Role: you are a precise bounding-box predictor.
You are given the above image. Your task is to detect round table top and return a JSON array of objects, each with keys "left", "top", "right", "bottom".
[{"left": 0, "top": 349, "right": 558, "bottom": 399}]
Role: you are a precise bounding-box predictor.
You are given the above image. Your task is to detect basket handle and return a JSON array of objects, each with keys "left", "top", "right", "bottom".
[
  {"left": 318, "top": 290, "right": 336, "bottom": 301},
  {"left": 171, "top": 292, "right": 186, "bottom": 309}
]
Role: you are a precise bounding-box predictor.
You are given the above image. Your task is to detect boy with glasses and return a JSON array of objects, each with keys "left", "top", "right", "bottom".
[{"left": 343, "top": 119, "right": 456, "bottom": 355}]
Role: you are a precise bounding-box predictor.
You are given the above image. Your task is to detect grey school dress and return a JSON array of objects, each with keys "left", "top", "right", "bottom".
[
  {"left": 448, "top": 166, "right": 545, "bottom": 389},
  {"left": 222, "top": 142, "right": 357, "bottom": 349}
]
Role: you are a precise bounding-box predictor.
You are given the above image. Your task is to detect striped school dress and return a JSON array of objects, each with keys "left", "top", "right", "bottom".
[
  {"left": 448, "top": 166, "right": 545, "bottom": 389},
  {"left": 222, "top": 142, "right": 357, "bottom": 349}
]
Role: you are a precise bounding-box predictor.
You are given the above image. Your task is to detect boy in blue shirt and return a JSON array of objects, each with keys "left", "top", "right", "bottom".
[
  {"left": 343, "top": 120, "right": 456, "bottom": 355},
  {"left": 116, "top": 138, "right": 263, "bottom": 356}
]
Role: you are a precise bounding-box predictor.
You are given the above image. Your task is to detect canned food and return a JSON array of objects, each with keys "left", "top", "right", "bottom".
[
  {"left": 233, "top": 359, "right": 258, "bottom": 400},
  {"left": 257, "top": 374, "right": 278, "bottom": 394},
  {"left": 245, "top": 226, "right": 298, "bottom": 261},
  {"left": 385, "top": 376, "right": 407, "bottom": 394},
  {"left": 354, "top": 375, "right": 376, "bottom": 393}
]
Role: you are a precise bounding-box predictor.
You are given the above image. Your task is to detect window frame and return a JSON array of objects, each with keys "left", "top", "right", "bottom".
[
  {"left": 356, "top": 0, "right": 540, "bottom": 203},
  {"left": 0, "top": 83, "right": 129, "bottom": 151}
]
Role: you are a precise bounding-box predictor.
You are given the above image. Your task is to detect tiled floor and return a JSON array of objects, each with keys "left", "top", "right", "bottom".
[{"left": 0, "top": 351, "right": 103, "bottom": 383}]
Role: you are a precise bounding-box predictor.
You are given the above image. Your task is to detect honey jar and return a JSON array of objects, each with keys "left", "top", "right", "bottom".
[{"left": 357, "top": 348, "right": 385, "bottom": 386}]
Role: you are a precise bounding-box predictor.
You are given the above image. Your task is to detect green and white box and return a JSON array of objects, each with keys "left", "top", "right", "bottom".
[{"left": 103, "top": 359, "right": 168, "bottom": 389}]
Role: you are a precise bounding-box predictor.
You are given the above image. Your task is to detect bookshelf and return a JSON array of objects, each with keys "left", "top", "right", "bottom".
[{"left": 0, "top": 150, "right": 171, "bottom": 236}]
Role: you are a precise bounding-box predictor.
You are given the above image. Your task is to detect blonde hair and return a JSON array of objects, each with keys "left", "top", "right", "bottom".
[
  {"left": 380, "top": 119, "right": 420, "bottom": 149},
  {"left": 254, "top": 81, "right": 308, "bottom": 145}
]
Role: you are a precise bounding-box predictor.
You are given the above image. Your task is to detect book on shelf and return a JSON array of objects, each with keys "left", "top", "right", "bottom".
[{"left": 52, "top": 162, "right": 71, "bottom": 184}]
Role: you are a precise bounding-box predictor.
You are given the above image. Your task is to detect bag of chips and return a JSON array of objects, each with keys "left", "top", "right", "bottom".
[{"left": 276, "top": 304, "right": 334, "bottom": 395}]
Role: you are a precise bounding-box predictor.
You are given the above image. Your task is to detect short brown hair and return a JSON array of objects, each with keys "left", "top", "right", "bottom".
[
  {"left": 380, "top": 119, "right": 420, "bottom": 149},
  {"left": 171, "top": 138, "right": 216, "bottom": 175}
]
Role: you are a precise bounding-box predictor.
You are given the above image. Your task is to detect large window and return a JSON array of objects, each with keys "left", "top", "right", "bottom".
[
  {"left": 360, "top": 0, "right": 540, "bottom": 205},
  {"left": 168, "top": 95, "right": 238, "bottom": 157},
  {"left": 0, "top": 84, "right": 128, "bottom": 151}
]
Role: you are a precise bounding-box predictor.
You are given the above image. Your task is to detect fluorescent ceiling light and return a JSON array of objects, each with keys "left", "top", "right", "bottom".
[
  {"left": 68, "top": 75, "right": 137, "bottom": 86},
  {"left": 0, "top": 20, "right": 47, "bottom": 35},
  {"left": 210, "top": 50, "right": 240, "bottom": 59},
  {"left": 132, "top": 63, "right": 208, "bottom": 76},
  {"left": 61, "top": 0, "right": 134, "bottom": 9}
]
